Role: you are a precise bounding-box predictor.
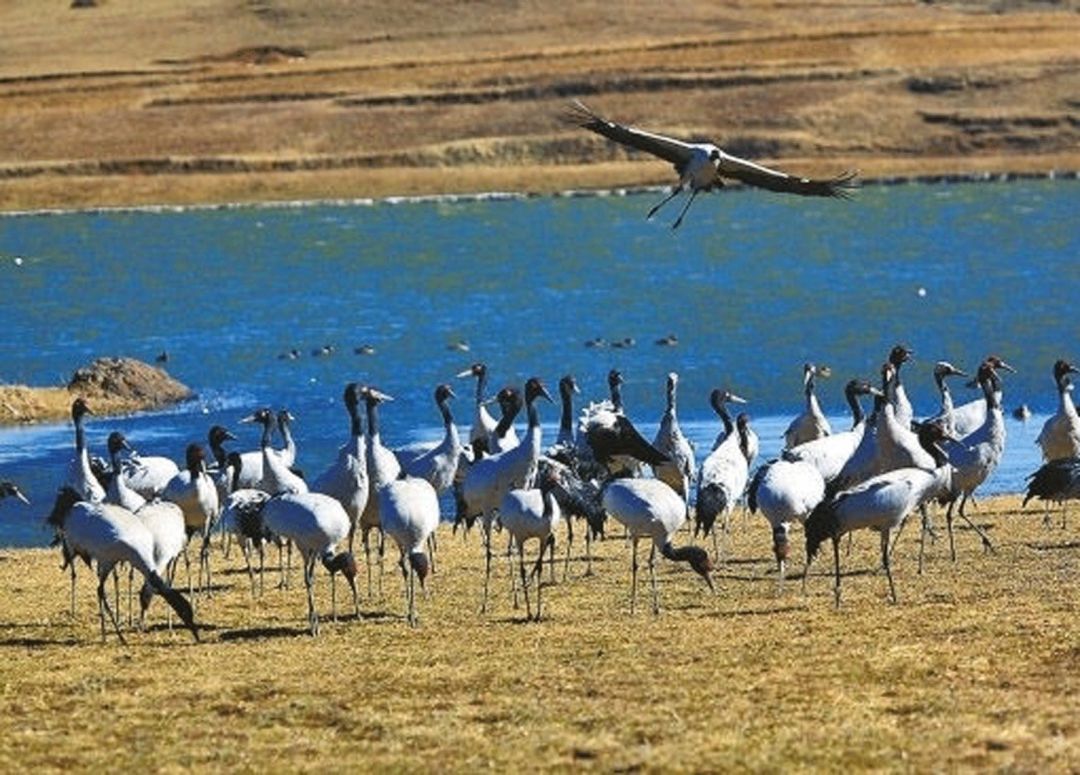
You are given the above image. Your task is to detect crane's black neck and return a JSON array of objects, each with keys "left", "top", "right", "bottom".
[
  {"left": 438, "top": 395, "right": 454, "bottom": 430},
  {"left": 844, "top": 383, "right": 865, "bottom": 428},
  {"left": 610, "top": 382, "right": 623, "bottom": 413},
  {"left": 714, "top": 401, "right": 734, "bottom": 437},
  {"left": 559, "top": 384, "right": 574, "bottom": 437},
  {"left": 475, "top": 368, "right": 488, "bottom": 405}
]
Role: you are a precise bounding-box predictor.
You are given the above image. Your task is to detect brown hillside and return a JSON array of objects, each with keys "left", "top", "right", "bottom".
[{"left": 0, "top": 1, "right": 1077, "bottom": 211}]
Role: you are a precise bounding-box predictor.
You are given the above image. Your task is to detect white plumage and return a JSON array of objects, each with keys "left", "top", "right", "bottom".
[
  {"left": 804, "top": 423, "right": 954, "bottom": 607},
  {"left": 460, "top": 377, "right": 551, "bottom": 613},
  {"left": 695, "top": 389, "right": 750, "bottom": 556},
  {"left": 653, "top": 372, "right": 695, "bottom": 499},
  {"left": 260, "top": 491, "right": 358, "bottom": 635},
  {"left": 941, "top": 358, "right": 1014, "bottom": 559},
  {"left": 402, "top": 383, "right": 463, "bottom": 494},
  {"left": 500, "top": 472, "right": 562, "bottom": 621},
  {"left": 45, "top": 487, "right": 198, "bottom": 643},
  {"left": 747, "top": 458, "right": 826, "bottom": 589},
  {"left": 603, "top": 478, "right": 713, "bottom": 614},
  {"left": 379, "top": 476, "right": 440, "bottom": 627},
  {"left": 162, "top": 443, "right": 220, "bottom": 596},
  {"left": 64, "top": 398, "right": 105, "bottom": 504},
  {"left": 240, "top": 408, "right": 307, "bottom": 496},
  {"left": 564, "top": 100, "right": 857, "bottom": 229},
  {"left": 1035, "top": 359, "right": 1080, "bottom": 462},
  {"left": 783, "top": 379, "right": 876, "bottom": 484},
  {"left": 311, "top": 383, "right": 369, "bottom": 553},
  {"left": 783, "top": 363, "right": 832, "bottom": 450}
]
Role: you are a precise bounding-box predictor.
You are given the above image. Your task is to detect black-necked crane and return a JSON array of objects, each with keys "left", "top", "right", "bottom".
[
  {"left": 949, "top": 355, "right": 1011, "bottom": 437},
  {"left": 563, "top": 100, "right": 857, "bottom": 229},
  {"left": 459, "top": 377, "right": 552, "bottom": 614},
  {"left": 1023, "top": 456, "right": 1080, "bottom": 528},
  {"left": 783, "top": 363, "right": 832, "bottom": 450},
  {"left": 887, "top": 345, "right": 915, "bottom": 430},
  {"left": 927, "top": 361, "right": 968, "bottom": 438},
  {"left": 65, "top": 398, "right": 105, "bottom": 504},
  {"left": 578, "top": 369, "right": 668, "bottom": 478},
  {"left": 231, "top": 409, "right": 297, "bottom": 493},
  {"left": 402, "top": 383, "right": 463, "bottom": 495},
  {"left": 104, "top": 432, "right": 187, "bottom": 626},
  {"left": 218, "top": 456, "right": 275, "bottom": 596},
  {"left": 653, "top": 372, "right": 695, "bottom": 501},
  {"left": 162, "top": 443, "right": 220, "bottom": 598},
  {"left": 457, "top": 362, "right": 508, "bottom": 456},
  {"left": 357, "top": 386, "right": 401, "bottom": 597},
  {"left": 259, "top": 491, "right": 359, "bottom": 636},
  {"left": 379, "top": 474, "right": 440, "bottom": 628},
  {"left": 44, "top": 487, "right": 198, "bottom": 643},
  {"left": 940, "top": 358, "right": 1015, "bottom": 558},
  {"left": 747, "top": 458, "right": 826, "bottom": 590},
  {"left": 1035, "top": 359, "right": 1080, "bottom": 462},
  {"left": 783, "top": 379, "right": 877, "bottom": 485},
  {"left": 603, "top": 477, "right": 713, "bottom": 614},
  {"left": 695, "top": 389, "right": 750, "bottom": 558},
  {"left": 207, "top": 425, "right": 239, "bottom": 505},
  {"left": 311, "top": 383, "right": 369, "bottom": 553},
  {"left": 554, "top": 374, "right": 580, "bottom": 450},
  {"left": 804, "top": 422, "right": 954, "bottom": 608},
  {"left": 500, "top": 470, "right": 563, "bottom": 621},
  {"left": 240, "top": 408, "right": 308, "bottom": 496}
]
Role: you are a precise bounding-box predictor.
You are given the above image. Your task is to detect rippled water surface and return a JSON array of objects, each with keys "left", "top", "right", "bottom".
[{"left": 1, "top": 180, "right": 1077, "bottom": 546}]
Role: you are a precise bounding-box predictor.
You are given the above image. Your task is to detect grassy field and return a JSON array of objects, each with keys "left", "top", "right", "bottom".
[
  {"left": 0, "top": 494, "right": 1075, "bottom": 770},
  {"left": 1, "top": 1, "right": 1078, "bottom": 211}
]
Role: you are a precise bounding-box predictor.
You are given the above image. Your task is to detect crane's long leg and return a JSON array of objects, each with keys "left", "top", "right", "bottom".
[
  {"left": 562, "top": 517, "right": 573, "bottom": 582},
  {"left": 670, "top": 189, "right": 700, "bottom": 230},
  {"left": 535, "top": 537, "right": 550, "bottom": 621},
  {"left": 649, "top": 543, "right": 661, "bottom": 615},
  {"left": 518, "top": 541, "right": 531, "bottom": 621},
  {"left": 881, "top": 530, "right": 898, "bottom": 604},
  {"left": 630, "top": 537, "right": 639, "bottom": 615},
  {"left": 646, "top": 185, "right": 683, "bottom": 221},
  {"left": 946, "top": 499, "right": 958, "bottom": 562},
  {"left": 305, "top": 555, "right": 319, "bottom": 637},
  {"left": 481, "top": 522, "right": 493, "bottom": 615},
  {"left": 832, "top": 535, "right": 843, "bottom": 609},
  {"left": 97, "top": 575, "right": 127, "bottom": 645},
  {"left": 957, "top": 493, "right": 995, "bottom": 553}
]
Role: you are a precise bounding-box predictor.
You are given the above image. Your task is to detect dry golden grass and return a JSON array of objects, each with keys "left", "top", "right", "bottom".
[
  {"left": 0, "top": 495, "right": 1076, "bottom": 770},
  {"left": 1, "top": 1, "right": 1078, "bottom": 211}
]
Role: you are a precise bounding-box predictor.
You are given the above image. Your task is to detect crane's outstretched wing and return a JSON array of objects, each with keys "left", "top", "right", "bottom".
[
  {"left": 716, "top": 151, "right": 858, "bottom": 198},
  {"left": 563, "top": 100, "right": 693, "bottom": 167}
]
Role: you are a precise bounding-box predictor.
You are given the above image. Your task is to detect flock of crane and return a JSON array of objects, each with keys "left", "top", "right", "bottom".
[{"left": 2, "top": 347, "right": 1078, "bottom": 642}]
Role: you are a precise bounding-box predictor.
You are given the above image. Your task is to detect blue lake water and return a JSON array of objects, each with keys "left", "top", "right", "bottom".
[{"left": 1, "top": 179, "right": 1077, "bottom": 547}]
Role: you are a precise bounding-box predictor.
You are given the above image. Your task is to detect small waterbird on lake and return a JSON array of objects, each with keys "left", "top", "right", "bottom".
[{"left": 563, "top": 100, "right": 857, "bottom": 229}]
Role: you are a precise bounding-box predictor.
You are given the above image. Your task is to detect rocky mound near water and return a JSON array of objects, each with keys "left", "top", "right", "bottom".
[{"left": 0, "top": 357, "right": 193, "bottom": 425}]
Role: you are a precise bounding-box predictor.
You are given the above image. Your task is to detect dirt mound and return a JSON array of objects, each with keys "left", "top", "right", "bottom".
[
  {"left": 0, "top": 357, "right": 192, "bottom": 425},
  {"left": 67, "top": 357, "right": 192, "bottom": 405}
]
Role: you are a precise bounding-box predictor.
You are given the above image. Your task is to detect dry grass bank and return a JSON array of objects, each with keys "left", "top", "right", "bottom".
[
  {"left": 0, "top": 1, "right": 1078, "bottom": 211},
  {"left": 0, "top": 495, "right": 1075, "bottom": 770}
]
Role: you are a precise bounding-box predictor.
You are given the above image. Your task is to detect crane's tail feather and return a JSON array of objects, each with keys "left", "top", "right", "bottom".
[
  {"left": 148, "top": 571, "right": 199, "bottom": 642},
  {"left": 804, "top": 498, "right": 839, "bottom": 563}
]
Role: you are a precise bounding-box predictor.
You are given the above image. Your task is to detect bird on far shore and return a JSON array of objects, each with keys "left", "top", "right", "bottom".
[{"left": 564, "top": 100, "right": 858, "bottom": 229}]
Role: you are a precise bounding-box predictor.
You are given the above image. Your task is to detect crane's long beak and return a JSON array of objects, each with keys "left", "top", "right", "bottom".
[
  {"left": 238, "top": 413, "right": 258, "bottom": 424},
  {"left": 997, "top": 361, "right": 1017, "bottom": 374},
  {"left": 728, "top": 393, "right": 748, "bottom": 404},
  {"left": 14, "top": 489, "right": 29, "bottom": 505},
  {"left": 455, "top": 367, "right": 475, "bottom": 379}
]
